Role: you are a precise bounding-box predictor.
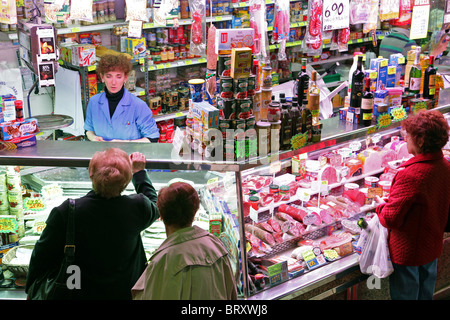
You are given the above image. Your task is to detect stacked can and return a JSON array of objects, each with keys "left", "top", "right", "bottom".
[{"left": 216, "top": 53, "right": 260, "bottom": 161}]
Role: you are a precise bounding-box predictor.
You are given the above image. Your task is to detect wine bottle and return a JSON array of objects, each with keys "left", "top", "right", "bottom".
[
  {"left": 301, "top": 99, "right": 312, "bottom": 142},
  {"left": 290, "top": 97, "right": 302, "bottom": 136},
  {"left": 348, "top": 52, "right": 364, "bottom": 96},
  {"left": 350, "top": 55, "right": 364, "bottom": 110},
  {"left": 280, "top": 97, "right": 292, "bottom": 150},
  {"left": 295, "top": 58, "right": 309, "bottom": 103},
  {"left": 361, "top": 78, "right": 374, "bottom": 126},
  {"left": 423, "top": 55, "right": 437, "bottom": 99},
  {"left": 408, "top": 50, "right": 422, "bottom": 95},
  {"left": 308, "top": 70, "right": 320, "bottom": 125}
]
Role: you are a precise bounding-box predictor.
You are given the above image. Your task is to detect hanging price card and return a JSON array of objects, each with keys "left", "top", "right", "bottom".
[
  {"left": 322, "top": 0, "right": 350, "bottom": 31},
  {"left": 410, "top": 0, "right": 430, "bottom": 40}
]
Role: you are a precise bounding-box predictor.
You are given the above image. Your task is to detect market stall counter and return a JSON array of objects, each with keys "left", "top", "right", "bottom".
[{"left": 0, "top": 104, "right": 449, "bottom": 300}]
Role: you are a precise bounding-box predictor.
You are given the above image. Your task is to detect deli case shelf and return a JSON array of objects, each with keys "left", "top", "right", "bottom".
[{"left": 0, "top": 104, "right": 449, "bottom": 300}]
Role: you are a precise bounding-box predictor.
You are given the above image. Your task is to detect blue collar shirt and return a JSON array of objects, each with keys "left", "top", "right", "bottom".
[{"left": 84, "top": 89, "right": 160, "bottom": 141}]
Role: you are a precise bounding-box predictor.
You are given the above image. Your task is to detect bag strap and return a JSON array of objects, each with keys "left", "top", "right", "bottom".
[{"left": 64, "top": 198, "right": 76, "bottom": 262}]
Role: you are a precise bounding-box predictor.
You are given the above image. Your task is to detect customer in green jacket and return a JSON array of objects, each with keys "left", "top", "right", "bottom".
[
  {"left": 132, "top": 181, "right": 237, "bottom": 300},
  {"left": 26, "top": 148, "right": 159, "bottom": 300}
]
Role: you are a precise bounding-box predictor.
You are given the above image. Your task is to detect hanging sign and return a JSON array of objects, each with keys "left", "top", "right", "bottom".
[
  {"left": 410, "top": 0, "right": 430, "bottom": 40},
  {"left": 444, "top": 0, "right": 450, "bottom": 29},
  {"left": 322, "top": 0, "right": 350, "bottom": 31}
]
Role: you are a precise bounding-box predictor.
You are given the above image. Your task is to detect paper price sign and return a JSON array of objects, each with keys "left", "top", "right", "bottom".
[
  {"left": 0, "top": 216, "right": 18, "bottom": 233},
  {"left": 410, "top": 0, "right": 430, "bottom": 40},
  {"left": 322, "top": 0, "right": 350, "bottom": 31},
  {"left": 377, "top": 113, "right": 392, "bottom": 129},
  {"left": 390, "top": 106, "right": 407, "bottom": 122},
  {"left": 268, "top": 261, "right": 288, "bottom": 286}
]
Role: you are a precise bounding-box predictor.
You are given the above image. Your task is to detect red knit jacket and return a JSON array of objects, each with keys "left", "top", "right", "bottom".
[{"left": 376, "top": 151, "right": 450, "bottom": 266}]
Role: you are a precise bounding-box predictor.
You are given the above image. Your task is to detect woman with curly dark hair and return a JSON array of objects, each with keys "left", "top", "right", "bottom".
[
  {"left": 376, "top": 110, "right": 450, "bottom": 300},
  {"left": 84, "top": 54, "right": 159, "bottom": 142}
]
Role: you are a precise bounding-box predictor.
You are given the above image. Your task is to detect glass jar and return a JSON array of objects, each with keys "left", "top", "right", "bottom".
[{"left": 267, "top": 101, "right": 281, "bottom": 122}]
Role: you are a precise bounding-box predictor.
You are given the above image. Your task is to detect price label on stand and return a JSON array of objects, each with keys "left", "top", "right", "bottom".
[
  {"left": 128, "top": 20, "right": 143, "bottom": 38},
  {"left": 322, "top": 0, "right": 350, "bottom": 31},
  {"left": 410, "top": 0, "right": 430, "bottom": 39}
]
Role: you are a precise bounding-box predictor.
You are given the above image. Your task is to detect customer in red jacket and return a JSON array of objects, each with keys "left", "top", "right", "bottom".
[{"left": 376, "top": 110, "right": 450, "bottom": 300}]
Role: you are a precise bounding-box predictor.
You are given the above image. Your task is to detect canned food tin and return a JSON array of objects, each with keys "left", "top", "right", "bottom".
[
  {"left": 234, "top": 77, "right": 248, "bottom": 99},
  {"left": 174, "top": 116, "right": 187, "bottom": 127},
  {"left": 188, "top": 79, "right": 205, "bottom": 102},
  {"left": 247, "top": 75, "right": 256, "bottom": 96},
  {"left": 219, "top": 119, "right": 232, "bottom": 139},
  {"left": 219, "top": 76, "right": 234, "bottom": 99},
  {"left": 217, "top": 55, "right": 232, "bottom": 77},
  {"left": 245, "top": 116, "right": 255, "bottom": 130},
  {"left": 236, "top": 98, "right": 252, "bottom": 119},
  {"left": 221, "top": 98, "right": 236, "bottom": 119}
]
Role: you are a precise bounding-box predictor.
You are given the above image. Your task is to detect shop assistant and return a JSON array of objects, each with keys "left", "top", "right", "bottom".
[{"left": 84, "top": 54, "right": 160, "bottom": 142}]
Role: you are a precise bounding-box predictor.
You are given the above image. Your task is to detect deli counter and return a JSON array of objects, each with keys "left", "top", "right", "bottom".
[{"left": 0, "top": 104, "right": 449, "bottom": 300}]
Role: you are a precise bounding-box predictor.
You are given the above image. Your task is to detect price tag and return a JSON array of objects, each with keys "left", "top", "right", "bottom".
[
  {"left": 33, "top": 221, "right": 47, "bottom": 234},
  {"left": 410, "top": 0, "right": 430, "bottom": 40},
  {"left": 268, "top": 261, "right": 288, "bottom": 286},
  {"left": 71, "top": 27, "right": 81, "bottom": 32},
  {"left": 349, "top": 141, "right": 361, "bottom": 152},
  {"left": 88, "top": 65, "right": 96, "bottom": 72},
  {"left": 249, "top": 206, "right": 258, "bottom": 223},
  {"left": 0, "top": 216, "right": 18, "bottom": 233},
  {"left": 377, "top": 113, "right": 392, "bottom": 129},
  {"left": 322, "top": 0, "right": 350, "bottom": 31},
  {"left": 128, "top": 20, "right": 143, "bottom": 38},
  {"left": 390, "top": 106, "right": 407, "bottom": 122},
  {"left": 320, "top": 180, "right": 329, "bottom": 196},
  {"left": 299, "top": 190, "right": 311, "bottom": 202}
]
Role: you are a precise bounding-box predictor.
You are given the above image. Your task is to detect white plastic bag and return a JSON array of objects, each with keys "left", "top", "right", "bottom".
[{"left": 355, "top": 215, "right": 393, "bottom": 279}]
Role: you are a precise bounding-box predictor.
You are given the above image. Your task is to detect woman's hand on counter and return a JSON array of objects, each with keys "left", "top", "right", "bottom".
[{"left": 86, "top": 130, "right": 104, "bottom": 142}]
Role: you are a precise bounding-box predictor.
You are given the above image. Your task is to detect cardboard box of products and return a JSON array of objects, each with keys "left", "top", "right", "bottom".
[{"left": 215, "top": 28, "right": 255, "bottom": 55}]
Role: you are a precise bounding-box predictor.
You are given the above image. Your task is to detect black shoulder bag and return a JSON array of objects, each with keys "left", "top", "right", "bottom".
[{"left": 28, "top": 199, "right": 76, "bottom": 300}]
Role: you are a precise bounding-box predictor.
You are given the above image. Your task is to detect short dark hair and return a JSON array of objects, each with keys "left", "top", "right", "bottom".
[
  {"left": 402, "top": 109, "right": 449, "bottom": 154},
  {"left": 157, "top": 182, "right": 199, "bottom": 228}
]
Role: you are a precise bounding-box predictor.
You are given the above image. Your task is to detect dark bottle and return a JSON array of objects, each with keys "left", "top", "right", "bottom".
[
  {"left": 291, "top": 97, "right": 302, "bottom": 136},
  {"left": 350, "top": 55, "right": 364, "bottom": 110},
  {"left": 423, "top": 55, "right": 436, "bottom": 99},
  {"left": 279, "top": 97, "right": 292, "bottom": 150},
  {"left": 295, "top": 58, "right": 309, "bottom": 104},
  {"left": 360, "top": 78, "right": 374, "bottom": 126},
  {"left": 300, "top": 99, "right": 312, "bottom": 142}
]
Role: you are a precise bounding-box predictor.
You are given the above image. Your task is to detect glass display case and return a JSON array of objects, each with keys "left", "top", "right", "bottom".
[{"left": 0, "top": 104, "right": 449, "bottom": 300}]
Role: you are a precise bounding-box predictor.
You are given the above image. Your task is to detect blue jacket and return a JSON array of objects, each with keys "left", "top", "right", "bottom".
[{"left": 84, "top": 89, "right": 160, "bottom": 141}]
